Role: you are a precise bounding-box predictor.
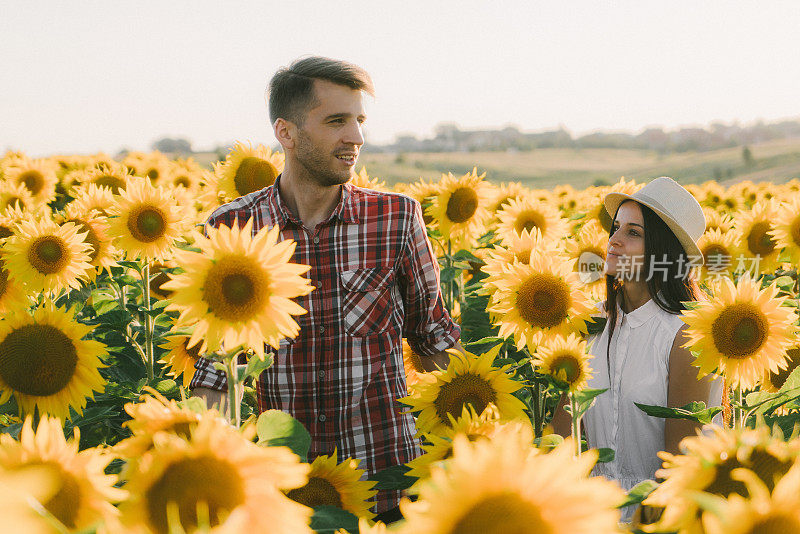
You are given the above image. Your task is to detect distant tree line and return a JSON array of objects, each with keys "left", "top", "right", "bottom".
[{"left": 376, "top": 119, "right": 800, "bottom": 154}]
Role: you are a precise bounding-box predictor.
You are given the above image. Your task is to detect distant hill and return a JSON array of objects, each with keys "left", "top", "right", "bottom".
[{"left": 356, "top": 138, "right": 800, "bottom": 189}]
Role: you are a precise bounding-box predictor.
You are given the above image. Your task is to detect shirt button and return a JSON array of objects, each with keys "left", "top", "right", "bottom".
[
  {"left": 318, "top": 370, "right": 325, "bottom": 378},
  {"left": 318, "top": 414, "right": 326, "bottom": 422},
  {"left": 319, "top": 325, "right": 325, "bottom": 333},
  {"left": 313, "top": 236, "right": 320, "bottom": 244}
]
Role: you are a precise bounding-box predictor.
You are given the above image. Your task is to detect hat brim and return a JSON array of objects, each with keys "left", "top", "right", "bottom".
[{"left": 604, "top": 192, "right": 703, "bottom": 264}]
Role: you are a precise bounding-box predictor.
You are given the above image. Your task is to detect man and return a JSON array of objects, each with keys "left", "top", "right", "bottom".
[{"left": 191, "top": 56, "right": 462, "bottom": 521}]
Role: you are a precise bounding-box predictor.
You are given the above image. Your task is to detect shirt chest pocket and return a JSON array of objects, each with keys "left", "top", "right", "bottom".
[{"left": 340, "top": 268, "right": 395, "bottom": 336}]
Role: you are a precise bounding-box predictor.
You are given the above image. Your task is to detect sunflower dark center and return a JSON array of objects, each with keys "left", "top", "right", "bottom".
[
  {"left": 233, "top": 157, "right": 278, "bottom": 196},
  {"left": 791, "top": 217, "right": 800, "bottom": 247},
  {"left": 25, "top": 462, "right": 82, "bottom": 528},
  {"left": 703, "top": 244, "right": 730, "bottom": 269},
  {"left": 769, "top": 348, "right": 800, "bottom": 390},
  {"left": 93, "top": 175, "right": 126, "bottom": 193},
  {"left": 18, "top": 170, "right": 45, "bottom": 195},
  {"left": 746, "top": 515, "right": 800, "bottom": 534},
  {"left": 286, "top": 476, "right": 342, "bottom": 509},
  {"left": 710, "top": 303, "right": 768, "bottom": 358},
  {"left": 145, "top": 455, "right": 245, "bottom": 534},
  {"left": 515, "top": 273, "right": 570, "bottom": 329},
  {"left": 127, "top": 206, "right": 167, "bottom": 243},
  {"left": 450, "top": 492, "right": 551, "bottom": 534},
  {"left": 446, "top": 187, "right": 479, "bottom": 224},
  {"left": 550, "top": 353, "right": 581, "bottom": 384},
  {"left": 0, "top": 225, "right": 12, "bottom": 240},
  {"left": 514, "top": 210, "right": 546, "bottom": 236},
  {"left": 67, "top": 219, "right": 101, "bottom": 263},
  {"left": 0, "top": 324, "right": 78, "bottom": 396},
  {"left": 746, "top": 222, "right": 776, "bottom": 256},
  {"left": 203, "top": 257, "right": 268, "bottom": 321},
  {"left": 28, "top": 237, "right": 68, "bottom": 275},
  {"left": 434, "top": 373, "right": 498, "bottom": 426}
]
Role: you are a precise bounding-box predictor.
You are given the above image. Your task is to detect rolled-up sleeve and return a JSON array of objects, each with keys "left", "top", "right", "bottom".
[{"left": 398, "top": 199, "right": 460, "bottom": 357}]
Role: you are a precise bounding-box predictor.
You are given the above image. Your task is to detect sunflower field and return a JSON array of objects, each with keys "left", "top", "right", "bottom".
[{"left": 0, "top": 144, "right": 799, "bottom": 533}]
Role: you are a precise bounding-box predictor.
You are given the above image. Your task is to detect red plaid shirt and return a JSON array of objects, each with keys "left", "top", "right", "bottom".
[{"left": 190, "top": 176, "right": 460, "bottom": 513}]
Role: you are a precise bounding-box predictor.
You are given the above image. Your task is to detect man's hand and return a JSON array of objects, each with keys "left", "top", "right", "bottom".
[
  {"left": 421, "top": 342, "right": 464, "bottom": 372},
  {"left": 191, "top": 387, "right": 226, "bottom": 411}
]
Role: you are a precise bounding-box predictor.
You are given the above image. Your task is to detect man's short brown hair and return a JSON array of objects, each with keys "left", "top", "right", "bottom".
[{"left": 267, "top": 56, "right": 375, "bottom": 125}]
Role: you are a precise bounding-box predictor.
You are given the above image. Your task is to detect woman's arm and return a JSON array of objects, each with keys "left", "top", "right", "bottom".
[
  {"left": 551, "top": 393, "right": 571, "bottom": 438},
  {"left": 665, "top": 324, "right": 713, "bottom": 454}
]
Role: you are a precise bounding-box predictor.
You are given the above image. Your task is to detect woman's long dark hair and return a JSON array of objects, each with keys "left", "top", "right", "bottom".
[{"left": 605, "top": 200, "right": 702, "bottom": 355}]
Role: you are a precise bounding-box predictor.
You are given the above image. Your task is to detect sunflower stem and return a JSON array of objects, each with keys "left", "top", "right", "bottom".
[
  {"left": 569, "top": 392, "right": 582, "bottom": 457},
  {"left": 733, "top": 385, "right": 744, "bottom": 429},
  {"left": 224, "top": 353, "right": 242, "bottom": 428},
  {"left": 142, "top": 262, "right": 154, "bottom": 381},
  {"left": 530, "top": 380, "right": 542, "bottom": 438}
]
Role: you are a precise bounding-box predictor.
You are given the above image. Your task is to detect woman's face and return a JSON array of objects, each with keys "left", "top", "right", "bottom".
[{"left": 605, "top": 201, "right": 646, "bottom": 280}]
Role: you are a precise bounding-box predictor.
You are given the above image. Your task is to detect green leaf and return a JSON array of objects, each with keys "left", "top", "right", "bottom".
[
  {"left": 310, "top": 505, "right": 360, "bottom": 534},
  {"left": 367, "top": 464, "right": 417, "bottom": 491},
  {"left": 256, "top": 410, "right": 311, "bottom": 462},
  {"left": 117, "top": 260, "right": 143, "bottom": 271},
  {"left": 240, "top": 353, "right": 274, "bottom": 382},
  {"left": 153, "top": 379, "right": 178, "bottom": 396},
  {"left": 586, "top": 317, "right": 607, "bottom": 336},
  {"left": 567, "top": 388, "right": 608, "bottom": 418},
  {"left": 618, "top": 479, "right": 659, "bottom": 509},
  {"left": 596, "top": 447, "right": 615, "bottom": 463},
  {"left": 464, "top": 336, "right": 506, "bottom": 347},
  {"left": 439, "top": 266, "right": 460, "bottom": 283},
  {"left": 451, "top": 249, "right": 483, "bottom": 263},
  {"left": 774, "top": 275, "right": 795, "bottom": 291},
  {"left": 635, "top": 401, "right": 722, "bottom": 425}
]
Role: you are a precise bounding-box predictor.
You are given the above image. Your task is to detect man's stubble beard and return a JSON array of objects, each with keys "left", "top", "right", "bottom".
[{"left": 295, "top": 130, "right": 354, "bottom": 187}]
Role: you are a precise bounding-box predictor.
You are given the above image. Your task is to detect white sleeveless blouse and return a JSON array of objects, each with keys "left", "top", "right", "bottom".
[
  {"left": 584, "top": 298, "right": 723, "bottom": 521},
  {"left": 584, "top": 299, "right": 682, "bottom": 494}
]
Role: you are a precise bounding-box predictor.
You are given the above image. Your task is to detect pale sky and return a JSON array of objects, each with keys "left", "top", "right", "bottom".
[{"left": 2, "top": 1, "right": 799, "bottom": 156}]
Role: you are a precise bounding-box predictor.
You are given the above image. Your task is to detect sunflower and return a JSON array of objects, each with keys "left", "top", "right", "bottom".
[
  {"left": 286, "top": 450, "right": 377, "bottom": 519},
  {"left": 703, "top": 206, "right": 735, "bottom": 233},
  {"left": 532, "top": 334, "right": 593, "bottom": 392},
  {"left": 0, "top": 302, "right": 107, "bottom": 420},
  {"left": 163, "top": 218, "right": 313, "bottom": 359},
  {"left": 4, "top": 158, "right": 59, "bottom": 206},
  {"left": 396, "top": 177, "right": 439, "bottom": 207},
  {"left": 405, "top": 404, "right": 506, "bottom": 483},
  {"left": 697, "top": 227, "right": 742, "bottom": 281},
  {"left": 403, "top": 339, "right": 431, "bottom": 389},
  {"left": 770, "top": 196, "right": 800, "bottom": 265},
  {"left": 762, "top": 345, "right": 800, "bottom": 393},
  {"left": 644, "top": 424, "right": 798, "bottom": 533},
  {"left": 495, "top": 195, "right": 568, "bottom": 245},
  {"left": 58, "top": 203, "right": 117, "bottom": 274},
  {"left": 3, "top": 217, "right": 92, "bottom": 295},
  {"left": 0, "top": 254, "right": 29, "bottom": 313},
  {"left": 680, "top": 274, "right": 798, "bottom": 389},
  {"left": 0, "top": 464, "right": 62, "bottom": 534},
  {"left": 736, "top": 201, "right": 781, "bottom": 274},
  {"left": 74, "top": 163, "right": 131, "bottom": 194},
  {"left": 214, "top": 142, "right": 284, "bottom": 201},
  {"left": 488, "top": 182, "right": 529, "bottom": 214},
  {"left": 0, "top": 180, "right": 35, "bottom": 213},
  {"left": 0, "top": 415, "right": 125, "bottom": 531},
  {"left": 701, "top": 463, "right": 800, "bottom": 534},
  {"left": 398, "top": 427, "right": 625, "bottom": 534},
  {"left": 488, "top": 249, "right": 596, "bottom": 350},
  {"left": 119, "top": 413, "right": 312, "bottom": 534},
  {"left": 165, "top": 157, "right": 205, "bottom": 191},
  {"left": 399, "top": 347, "right": 527, "bottom": 435},
  {"left": 585, "top": 177, "right": 642, "bottom": 231},
  {"left": 115, "top": 393, "right": 204, "bottom": 460},
  {"left": 700, "top": 181, "right": 725, "bottom": 209},
  {"left": 158, "top": 333, "right": 203, "bottom": 388},
  {"left": 140, "top": 154, "right": 170, "bottom": 184},
  {"left": 108, "top": 176, "right": 186, "bottom": 261},
  {"left": 68, "top": 183, "right": 117, "bottom": 216},
  {"left": 349, "top": 167, "right": 387, "bottom": 191},
  {"left": 565, "top": 219, "right": 607, "bottom": 299},
  {"left": 426, "top": 169, "right": 492, "bottom": 245}
]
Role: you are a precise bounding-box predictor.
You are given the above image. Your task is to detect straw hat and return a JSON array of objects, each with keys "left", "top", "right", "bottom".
[{"left": 604, "top": 176, "right": 706, "bottom": 263}]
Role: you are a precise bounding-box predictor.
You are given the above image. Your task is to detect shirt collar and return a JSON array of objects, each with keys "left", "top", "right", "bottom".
[
  {"left": 617, "top": 297, "right": 660, "bottom": 328},
  {"left": 270, "top": 175, "right": 360, "bottom": 228}
]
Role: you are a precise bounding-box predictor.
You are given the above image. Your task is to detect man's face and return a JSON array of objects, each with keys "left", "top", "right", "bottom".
[{"left": 293, "top": 79, "right": 366, "bottom": 186}]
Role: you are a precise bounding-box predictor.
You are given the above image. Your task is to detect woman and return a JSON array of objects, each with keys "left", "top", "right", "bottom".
[{"left": 555, "top": 176, "right": 721, "bottom": 521}]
